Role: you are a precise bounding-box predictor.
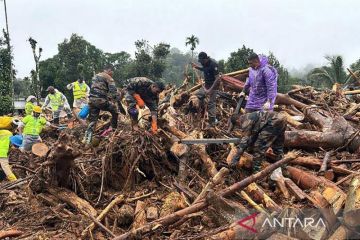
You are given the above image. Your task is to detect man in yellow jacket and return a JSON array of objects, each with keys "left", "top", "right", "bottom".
[
  {"left": 42, "top": 86, "right": 73, "bottom": 125},
  {"left": 0, "top": 129, "right": 17, "bottom": 181},
  {"left": 66, "top": 77, "right": 90, "bottom": 109},
  {"left": 19, "top": 106, "right": 51, "bottom": 152},
  {"left": 25, "top": 95, "right": 37, "bottom": 116}
]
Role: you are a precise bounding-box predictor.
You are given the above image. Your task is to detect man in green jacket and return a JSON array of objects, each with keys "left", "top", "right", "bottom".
[
  {"left": 25, "top": 95, "right": 37, "bottom": 116},
  {"left": 19, "top": 106, "right": 51, "bottom": 152}
]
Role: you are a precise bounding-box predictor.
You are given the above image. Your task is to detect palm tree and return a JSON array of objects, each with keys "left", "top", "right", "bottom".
[
  {"left": 308, "top": 55, "right": 347, "bottom": 89},
  {"left": 185, "top": 35, "right": 199, "bottom": 84}
]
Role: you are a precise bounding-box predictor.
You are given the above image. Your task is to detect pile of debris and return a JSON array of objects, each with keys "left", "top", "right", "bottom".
[{"left": 1, "top": 73, "right": 360, "bottom": 240}]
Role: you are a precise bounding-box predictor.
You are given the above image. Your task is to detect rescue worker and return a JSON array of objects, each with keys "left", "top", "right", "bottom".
[
  {"left": 84, "top": 64, "right": 123, "bottom": 144},
  {"left": 25, "top": 95, "right": 37, "bottom": 116},
  {"left": 125, "top": 77, "right": 165, "bottom": 133},
  {"left": 66, "top": 76, "right": 90, "bottom": 109},
  {"left": 42, "top": 86, "right": 73, "bottom": 124},
  {"left": 0, "top": 129, "right": 17, "bottom": 181},
  {"left": 191, "top": 52, "right": 220, "bottom": 126},
  {"left": 241, "top": 53, "right": 278, "bottom": 112},
  {"left": 229, "top": 111, "right": 286, "bottom": 172},
  {"left": 19, "top": 106, "right": 50, "bottom": 152}
]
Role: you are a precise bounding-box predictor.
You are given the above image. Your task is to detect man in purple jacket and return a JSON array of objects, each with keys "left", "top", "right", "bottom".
[{"left": 241, "top": 53, "right": 278, "bottom": 112}]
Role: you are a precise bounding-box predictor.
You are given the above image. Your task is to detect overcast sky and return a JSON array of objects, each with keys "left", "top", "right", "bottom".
[{"left": 1, "top": 0, "right": 360, "bottom": 78}]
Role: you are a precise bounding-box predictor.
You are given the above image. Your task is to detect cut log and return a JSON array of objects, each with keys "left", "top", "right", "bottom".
[
  {"left": 324, "top": 169, "right": 335, "bottom": 181},
  {"left": 280, "top": 111, "right": 302, "bottom": 128},
  {"left": 286, "top": 166, "right": 346, "bottom": 215},
  {"left": 226, "top": 144, "right": 252, "bottom": 168},
  {"left": 284, "top": 178, "right": 307, "bottom": 200},
  {"left": 113, "top": 152, "right": 298, "bottom": 240},
  {"left": 132, "top": 201, "right": 146, "bottom": 230},
  {"left": 275, "top": 93, "right": 308, "bottom": 109},
  {"left": 343, "top": 176, "right": 360, "bottom": 228},
  {"left": 146, "top": 206, "right": 158, "bottom": 221},
  {"left": 245, "top": 183, "right": 282, "bottom": 212},
  {"left": 47, "top": 186, "right": 97, "bottom": 217}
]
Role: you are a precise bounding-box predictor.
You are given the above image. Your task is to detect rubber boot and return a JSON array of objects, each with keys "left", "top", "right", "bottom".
[{"left": 7, "top": 173, "right": 17, "bottom": 182}]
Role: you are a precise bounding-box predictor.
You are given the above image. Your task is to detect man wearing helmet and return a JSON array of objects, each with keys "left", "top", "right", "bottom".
[
  {"left": 19, "top": 106, "right": 51, "bottom": 152},
  {"left": 25, "top": 95, "right": 37, "bottom": 116}
]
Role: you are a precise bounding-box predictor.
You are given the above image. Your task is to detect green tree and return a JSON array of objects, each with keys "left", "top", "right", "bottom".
[
  {"left": 0, "top": 29, "right": 14, "bottom": 114},
  {"left": 225, "top": 45, "right": 254, "bottom": 72},
  {"left": 131, "top": 39, "right": 170, "bottom": 80},
  {"left": 308, "top": 55, "right": 347, "bottom": 89},
  {"left": 267, "top": 52, "right": 291, "bottom": 93},
  {"left": 28, "top": 37, "right": 42, "bottom": 100},
  {"left": 104, "top": 51, "right": 133, "bottom": 86}
]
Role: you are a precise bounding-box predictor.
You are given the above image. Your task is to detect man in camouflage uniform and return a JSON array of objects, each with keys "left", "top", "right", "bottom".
[
  {"left": 125, "top": 77, "right": 165, "bottom": 133},
  {"left": 84, "top": 64, "right": 123, "bottom": 144},
  {"left": 229, "top": 111, "right": 286, "bottom": 172},
  {"left": 191, "top": 52, "right": 220, "bottom": 126}
]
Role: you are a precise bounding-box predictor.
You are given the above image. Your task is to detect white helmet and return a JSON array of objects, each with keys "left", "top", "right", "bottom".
[{"left": 26, "top": 95, "right": 36, "bottom": 102}]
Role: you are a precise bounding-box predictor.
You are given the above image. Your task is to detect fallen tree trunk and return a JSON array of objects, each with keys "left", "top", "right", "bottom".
[
  {"left": 286, "top": 166, "right": 346, "bottom": 215},
  {"left": 47, "top": 186, "right": 97, "bottom": 217},
  {"left": 285, "top": 111, "right": 360, "bottom": 152},
  {"left": 113, "top": 153, "right": 298, "bottom": 240}
]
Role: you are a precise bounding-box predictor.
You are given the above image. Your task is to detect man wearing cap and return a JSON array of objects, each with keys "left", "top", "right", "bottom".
[
  {"left": 66, "top": 76, "right": 90, "bottom": 109},
  {"left": 84, "top": 64, "right": 124, "bottom": 144},
  {"left": 42, "top": 86, "right": 73, "bottom": 124},
  {"left": 19, "top": 106, "right": 51, "bottom": 152},
  {"left": 0, "top": 129, "right": 17, "bottom": 181},
  {"left": 125, "top": 77, "right": 165, "bottom": 133},
  {"left": 25, "top": 95, "right": 37, "bottom": 116},
  {"left": 191, "top": 52, "right": 220, "bottom": 126},
  {"left": 241, "top": 53, "right": 278, "bottom": 112}
]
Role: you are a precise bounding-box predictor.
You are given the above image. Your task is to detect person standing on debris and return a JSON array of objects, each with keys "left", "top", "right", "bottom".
[
  {"left": 241, "top": 53, "right": 278, "bottom": 112},
  {"left": 229, "top": 111, "right": 286, "bottom": 172},
  {"left": 19, "top": 106, "right": 51, "bottom": 152},
  {"left": 25, "top": 95, "right": 37, "bottom": 116},
  {"left": 42, "top": 86, "right": 73, "bottom": 124},
  {"left": 84, "top": 64, "right": 124, "bottom": 144},
  {"left": 0, "top": 130, "right": 17, "bottom": 181},
  {"left": 191, "top": 52, "right": 220, "bottom": 126},
  {"left": 66, "top": 76, "right": 90, "bottom": 109},
  {"left": 125, "top": 77, "right": 165, "bottom": 134}
]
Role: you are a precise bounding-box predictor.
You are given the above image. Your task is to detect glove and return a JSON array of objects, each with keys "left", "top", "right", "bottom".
[
  {"left": 133, "top": 94, "right": 145, "bottom": 108},
  {"left": 239, "top": 91, "right": 246, "bottom": 97},
  {"left": 151, "top": 119, "right": 158, "bottom": 134},
  {"left": 263, "top": 100, "right": 271, "bottom": 110}
]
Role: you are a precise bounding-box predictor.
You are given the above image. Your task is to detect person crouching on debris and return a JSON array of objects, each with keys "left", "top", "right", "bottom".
[
  {"left": 229, "top": 111, "right": 286, "bottom": 172},
  {"left": 19, "top": 106, "right": 51, "bottom": 152},
  {"left": 83, "top": 64, "right": 125, "bottom": 144},
  {"left": 0, "top": 130, "right": 17, "bottom": 181},
  {"left": 25, "top": 95, "right": 37, "bottom": 116},
  {"left": 42, "top": 86, "right": 73, "bottom": 125},
  {"left": 125, "top": 77, "right": 165, "bottom": 134},
  {"left": 191, "top": 52, "right": 221, "bottom": 126},
  {"left": 240, "top": 53, "right": 278, "bottom": 113}
]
